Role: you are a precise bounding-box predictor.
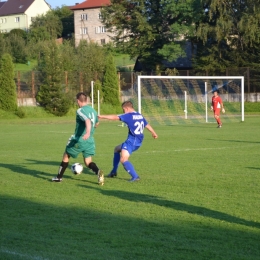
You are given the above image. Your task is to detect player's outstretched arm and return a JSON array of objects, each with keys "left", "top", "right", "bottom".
[
  {"left": 98, "top": 115, "right": 120, "bottom": 121},
  {"left": 145, "top": 124, "right": 158, "bottom": 139}
]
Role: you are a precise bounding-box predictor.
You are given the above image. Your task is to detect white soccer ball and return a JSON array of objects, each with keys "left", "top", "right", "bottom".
[{"left": 71, "top": 163, "right": 83, "bottom": 175}]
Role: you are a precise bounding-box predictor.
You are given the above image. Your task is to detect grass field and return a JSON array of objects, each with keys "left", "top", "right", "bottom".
[{"left": 1, "top": 115, "right": 260, "bottom": 260}]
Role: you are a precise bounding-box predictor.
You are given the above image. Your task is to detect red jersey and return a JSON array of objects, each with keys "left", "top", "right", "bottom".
[{"left": 212, "top": 95, "right": 222, "bottom": 110}]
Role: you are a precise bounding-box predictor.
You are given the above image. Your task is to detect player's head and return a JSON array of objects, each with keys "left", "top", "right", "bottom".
[
  {"left": 76, "top": 92, "right": 88, "bottom": 106},
  {"left": 212, "top": 88, "right": 219, "bottom": 95},
  {"left": 122, "top": 100, "right": 133, "bottom": 108},
  {"left": 122, "top": 100, "right": 134, "bottom": 113}
]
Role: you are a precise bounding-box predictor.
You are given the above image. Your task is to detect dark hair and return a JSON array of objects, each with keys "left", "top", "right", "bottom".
[
  {"left": 122, "top": 100, "right": 133, "bottom": 108},
  {"left": 76, "top": 92, "right": 88, "bottom": 102}
]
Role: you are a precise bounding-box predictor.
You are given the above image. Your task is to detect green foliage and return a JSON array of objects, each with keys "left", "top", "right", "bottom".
[
  {"left": 52, "top": 6, "right": 74, "bottom": 38},
  {"left": 102, "top": 53, "right": 120, "bottom": 106},
  {"left": 36, "top": 41, "right": 72, "bottom": 116},
  {"left": 5, "top": 34, "right": 28, "bottom": 63},
  {"left": 37, "top": 83, "right": 71, "bottom": 116},
  {"left": 27, "top": 27, "right": 52, "bottom": 43},
  {"left": 74, "top": 41, "right": 106, "bottom": 92},
  {"left": 244, "top": 102, "right": 260, "bottom": 113},
  {"left": 9, "top": 29, "right": 27, "bottom": 40},
  {"left": 91, "top": 79, "right": 104, "bottom": 104},
  {"left": 0, "top": 53, "right": 17, "bottom": 111},
  {"left": 15, "top": 107, "right": 26, "bottom": 118},
  {"left": 29, "top": 10, "right": 63, "bottom": 39},
  {"left": 101, "top": 0, "right": 195, "bottom": 70},
  {"left": 195, "top": 0, "right": 260, "bottom": 70}
]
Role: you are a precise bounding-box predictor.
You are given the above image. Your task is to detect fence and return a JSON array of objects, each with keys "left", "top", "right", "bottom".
[{"left": 15, "top": 68, "right": 260, "bottom": 106}]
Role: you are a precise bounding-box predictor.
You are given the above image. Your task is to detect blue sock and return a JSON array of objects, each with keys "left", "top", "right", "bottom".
[
  {"left": 122, "top": 161, "right": 139, "bottom": 178},
  {"left": 111, "top": 152, "right": 120, "bottom": 173}
]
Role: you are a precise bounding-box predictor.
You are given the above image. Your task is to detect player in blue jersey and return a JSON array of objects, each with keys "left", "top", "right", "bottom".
[
  {"left": 52, "top": 92, "right": 104, "bottom": 184},
  {"left": 98, "top": 100, "right": 158, "bottom": 182}
]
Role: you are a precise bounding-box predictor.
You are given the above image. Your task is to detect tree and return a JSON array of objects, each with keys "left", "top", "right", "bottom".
[
  {"left": 5, "top": 34, "right": 28, "bottom": 63},
  {"left": 90, "top": 79, "right": 103, "bottom": 106},
  {"left": 102, "top": 53, "right": 120, "bottom": 106},
  {"left": 101, "top": 0, "right": 197, "bottom": 71},
  {"left": 74, "top": 40, "right": 106, "bottom": 92},
  {"left": 0, "top": 33, "right": 7, "bottom": 59},
  {"left": 53, "top": 6, "right": 74, "bottom": 38},
  {"left": 29, "top": 11, "right": 63, "bottom": 40},
  {"left": 194, "top": 0, "right": 260, "bottom": 70},
  {"left": 0, "top": 53, "right": 17, "bottom": 111},
  {"left": 36, "top": 41, "right": 71, "bottom": 116}
]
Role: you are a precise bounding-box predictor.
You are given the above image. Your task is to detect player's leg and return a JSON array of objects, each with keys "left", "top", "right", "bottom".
[
  {"left": 107, "top": 144, "right": 121, "bottom": 177},
  {"left": 52, "top": 137, "right": 79, "bottom": 182},
  {"left": 121, "top": 146, "right": 140, "bottom": 182},
  {"left": 52, "top": 152, "right": 70, "bottom": 182},
  {"left": 214, "top": 109, "right": 222, "bottom": 127},
  {"left": 83, "top": 143, "right": 104, "bottom": 185}
]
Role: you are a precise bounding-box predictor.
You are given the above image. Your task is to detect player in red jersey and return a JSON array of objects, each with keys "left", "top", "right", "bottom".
[{"left": 211, "top": 89, "right": 225, "bottom": 128}]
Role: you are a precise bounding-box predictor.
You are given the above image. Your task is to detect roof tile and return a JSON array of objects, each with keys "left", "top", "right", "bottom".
[{"left": 70, "top": 0, "right": 110, "bottom": 10}]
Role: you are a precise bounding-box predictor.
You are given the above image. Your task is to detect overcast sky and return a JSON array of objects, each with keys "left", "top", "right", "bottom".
[{"left": 46, "top": 0, "right": 80, "bottom": 9}]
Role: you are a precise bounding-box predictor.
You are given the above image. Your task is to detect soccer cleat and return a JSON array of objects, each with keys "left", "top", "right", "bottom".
[
  {"left": 217, "top": 124, "right": 222, "bottom": 128},
  {"left": 129, "top": 177, "right": 140, "bottom": 182},
  {"left": 98, "top": 170, "right": 104, "bottom": 186},
  {"left": 52, "top": 177, "right": 62, "bottom": 182},
  {"left": 107, "top": 172, "right": 117, "bottom": 178}
]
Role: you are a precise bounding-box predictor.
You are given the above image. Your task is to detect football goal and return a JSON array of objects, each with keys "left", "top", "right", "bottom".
[{"left": 131, "top": 76, "right": 244, "bottom": 125}]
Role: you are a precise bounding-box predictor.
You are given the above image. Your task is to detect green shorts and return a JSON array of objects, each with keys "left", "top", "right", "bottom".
[{"left": 65, "top": 135, "right": 96, "bottom": 159}]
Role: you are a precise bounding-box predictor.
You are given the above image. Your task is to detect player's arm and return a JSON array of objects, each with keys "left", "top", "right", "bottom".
[
  {"left": 98, "top": 115, "right": 120, "bottom": 120},
  {"left": 220, "top": 99, "right": 225, "bottom": 113},
  {"left": 83, "top": 118, "right": 91, "bottom": 140},
  {"left": 145, "top": 124, "right": 158, "bottom": 139}
]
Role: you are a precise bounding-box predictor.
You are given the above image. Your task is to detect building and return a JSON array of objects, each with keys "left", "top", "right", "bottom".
[
  {"left": 0, "top": 0, "right": 50, "bottom": 33},
  {"left": 70, "top": 0, "right": 114, "bottom": 46}
]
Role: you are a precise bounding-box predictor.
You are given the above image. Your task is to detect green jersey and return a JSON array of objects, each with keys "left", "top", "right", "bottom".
[
  {"left": 74, "top": 105, "right": 98, "bottom": 139},
  {"left": 66, "top": 105, "right": 99, "bottom": 158}
]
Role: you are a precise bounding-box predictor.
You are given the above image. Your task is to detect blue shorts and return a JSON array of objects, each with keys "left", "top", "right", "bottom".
[{"left": 121, "top": 140, "right": 141, "bottom": 154}]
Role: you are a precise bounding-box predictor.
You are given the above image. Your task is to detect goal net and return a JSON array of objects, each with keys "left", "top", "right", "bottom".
[{"left": 131, "top": 76, "right": 244, "bottom": 126}]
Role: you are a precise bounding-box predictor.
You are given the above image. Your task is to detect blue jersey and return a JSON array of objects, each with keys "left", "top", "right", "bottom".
[{"left": 119, "top": 112, "right": 148, "bottom": 146}]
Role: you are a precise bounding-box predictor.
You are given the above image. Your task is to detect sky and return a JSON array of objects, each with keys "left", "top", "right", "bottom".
[{"left": 46, "top": 0, "right": 82, "bottom": 9}]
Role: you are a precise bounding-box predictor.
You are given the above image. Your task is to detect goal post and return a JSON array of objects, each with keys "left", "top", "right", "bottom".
[{"left": 136, "top": 75, "right": 244, "bottom": 125}]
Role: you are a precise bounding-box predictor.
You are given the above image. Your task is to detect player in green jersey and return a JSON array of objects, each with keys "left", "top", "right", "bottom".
[{"left": 52, "top": 92, "right": 104, "bottom": 185}]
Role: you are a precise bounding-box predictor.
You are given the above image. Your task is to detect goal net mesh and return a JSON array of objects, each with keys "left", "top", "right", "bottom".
[{"left": 129, "top": 76, "right": 244, "bottom": 126}]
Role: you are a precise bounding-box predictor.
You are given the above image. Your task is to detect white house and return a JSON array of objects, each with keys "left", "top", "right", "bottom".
[{"left": 0, "top": 0, "right": 51, "bottom": 33}]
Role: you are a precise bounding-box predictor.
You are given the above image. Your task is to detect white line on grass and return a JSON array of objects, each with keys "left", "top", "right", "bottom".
[
  {"left": 1, "top": 249, "right": 48, "bottom": 260},
  {"left": 143, "top": 144, "right": 259, "bottom": 154}
]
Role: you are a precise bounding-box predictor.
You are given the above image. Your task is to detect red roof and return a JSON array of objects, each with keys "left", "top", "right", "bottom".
[{"left": 70, "top": 0, "right": 111, "bottom": 10}]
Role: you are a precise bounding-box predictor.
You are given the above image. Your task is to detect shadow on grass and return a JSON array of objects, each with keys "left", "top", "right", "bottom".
[
  {"left": 1, "top": 194, "right": 260, "bottom": 260},
  {"left": 207, "top": 138, "right": 260, "bottom": 144},
  {"left": 0, "top": 159, "right": 95, "bottom": 182},
  {"left": 80, "top": 185, "right": 260, "bottom": 230}
]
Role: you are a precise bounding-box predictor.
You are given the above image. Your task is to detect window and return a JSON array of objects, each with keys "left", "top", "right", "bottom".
[
  {"left": 95, "top": 26, "right": 106, "bottom": 34},
  {"left": 98, "top": 13, "right": 102, "bottom": 19},
  {"left": 101, "top": 39, "right": 106, "bottom": 44},
  {"left": 80, "top": 14, "right": 87, "bottom": 20},
  {"left": 80, "top": 27, "right": 88, "bottom": 34},
  {"left": 15, "top": 17, "right": 20, "bottom": 23},
  {"left": 3, "top": 18, "right": 6, "bottom": 23}
]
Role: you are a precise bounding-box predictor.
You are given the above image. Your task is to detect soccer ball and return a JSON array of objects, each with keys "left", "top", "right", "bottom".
[{"left": 71, "top": 163, "right": 83, "bottom": 175}]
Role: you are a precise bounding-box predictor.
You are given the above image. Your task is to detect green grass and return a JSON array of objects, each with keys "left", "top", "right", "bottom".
[
  {"left": 14, "top": 60, "right": 37, "bottom": 72},
  {"left": 0, "top": 115, "right": 260, "bottom": 260}
]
